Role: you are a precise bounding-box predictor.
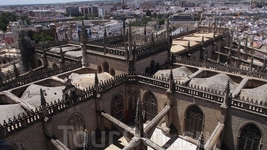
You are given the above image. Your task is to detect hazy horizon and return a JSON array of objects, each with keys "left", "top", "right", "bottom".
[{"left": 0, "top": 0, "right": 98, "bottom": 6}]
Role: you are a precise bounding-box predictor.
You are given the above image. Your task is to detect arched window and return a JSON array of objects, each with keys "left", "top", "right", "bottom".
[
  {"left": 144, "top": 92, "right": 158, "bottom": 121},
  {"left": 150, "top": 60, "right": 155, "bottom": 74},
  {"left": 67, "top": 113, "right": 85, "bottom": 150},
  {"left": 238, "top": 123, "right": 261, "bottom": 150},
  {"left": 156, "top": 62, "right": 160, "bottom": 70},
  {"left": 111, "top": 95, "right": 124, "bottom": 121},
  {"left": 110, "top": 68, "right": 115, "bottom": 76},
  {"left": 97, "top": 65, "right": 102, "bottom": 73},
  {"left": 103, "top": 62, "right": 109, "bottom": 73},
  {"left": 185, "top": 105, "right": 203, "bottom": 139},
  {"left": 145, "top": 67, "right": 149, "bottom": 74}
]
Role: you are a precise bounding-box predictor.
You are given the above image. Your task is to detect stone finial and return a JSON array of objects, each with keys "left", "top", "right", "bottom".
[
  {"left": 68, "top": 20, "right": 72, "bottom": 41},
  {"left": 187, "top": 41, "right": 191, "bottom": 57},
  {"left": 166, "top": 18, "right": 170, "bottom": 39},
  {"left": 250, "top": 55, "right": 254, "bottom": 71},
  {"left": 151, "top": 32, "right": 154, "bottom": 45},
  {"left": 128, "top": 22, "right": 132, "bottom": 52},
  {"left": 245, "top": 36, "right": 248, "bottom": 52},
  {"left": 135, "top": 97, "right": 144, "bottom": 137},
  {"left": 203, "top": 48, "right": 207, "bottom": 63},
  {"left": 262, "top": 57, "right": 266, "bottom": 72},
  {"left": 213, "top": 30, "right": 216, "bottom": 41},
  {"left": 104, "top": 28, "right": 107, "bottom": 54},
  {"left": 144, "top": 25, "right": 147, "bottom": 43},
  {"left": 197, "top": 132, "right": 205, "bottom": 150},
  {"left": 167, "top": 67, "right": 174, "bottom": 93},
  {"left": 83, "top": 129, "right": 92, "bottom": 150},
  {"left": 60, "top": 45, "right": 65, "bottom": 63},
  {"left": 81, "top": 19, "right": 88, "bottom": 44},
  {"left": 54, "top": 31, "right": 58, "bottom": 43},
  {"left": 222, "top": 80, "right": 230, "bottom": 108},
  {"left": 40, "top": 88, "right": 46, "bottom": 106},
  {"left": 42, "top": 46, "right": 47, "bottom": 58},
  {"left": 94, "top": 72, "right": 99, "bottom": 87},
  {"left": 13, "top": 62, "right": 19, "bottom": 78}
]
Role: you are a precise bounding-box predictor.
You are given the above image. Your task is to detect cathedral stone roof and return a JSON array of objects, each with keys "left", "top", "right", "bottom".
[
  {"left": 154, "top": 66, "right": 193, "bottom": 80},
  {"left": 20, "top": 84, "right": 65, "bottom": 107},
  {"left": 240, "top": 84, "right": 267, "bottom": 103},
  {"left": 0, "top": 104, "right": 26, "bottom": 124},
  {"left": 68, "top": 72, "right": 113, "bottom": 90},
  {"left": 188, "top": 74, "right": 238, "bottom": 93}
]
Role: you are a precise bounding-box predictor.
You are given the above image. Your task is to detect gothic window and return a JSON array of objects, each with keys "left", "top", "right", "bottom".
[
  {"left": 103, "top": 62, "right": 109, "bottom": 73},
  {"left": 11, "top": 143, "right": 27, "bottom": 150},
  {"left": 150, "top": 60, "right": 155, "bottom": 74},
  {"left": 97, "top": 65, "right": 102, "bottom": 73},
  {"left": 111, "top": 95, "right": 124, "bottom": 121},
  {"left": 156, "top": 62, "right": 160, "bottom": 70},
  {"left": 238, "top": 123, "right": 261, "bottom": 150},
  {"left": 185, "top": 105, "right": 203, "bottom": 139},
  {"left": 144, "top": 92, "right": 158, "bottom": 121},
  {"left": 67, "top": 113, "right": 85, "bottom": 150},
  {"left": 110, "top": 68, "right": 115, "bottom": 76},
  {"left": 145, "top": 67, "right": 149, "bottom": 74}
]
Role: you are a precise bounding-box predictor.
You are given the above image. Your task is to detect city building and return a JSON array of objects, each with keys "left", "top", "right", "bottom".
[
  {"left": 66, "top": 7, "right": 80, "bottom": 16},
  {"left": 0, "top": 5, "right": 267, "bottom": 150}
]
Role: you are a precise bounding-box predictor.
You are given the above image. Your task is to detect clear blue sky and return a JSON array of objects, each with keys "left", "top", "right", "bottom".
[{"left": 1, "top": 0, "right": 88, "bottom": 6}]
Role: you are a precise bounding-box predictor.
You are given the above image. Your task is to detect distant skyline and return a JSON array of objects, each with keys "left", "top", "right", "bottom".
[{"left": 0, "top": 0, "right": 95, "bottom": 6}]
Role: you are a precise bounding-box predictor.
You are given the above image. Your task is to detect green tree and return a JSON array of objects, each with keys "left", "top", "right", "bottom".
[
  {"left": 20, "top": 15, "right": 31, "bottom": 25},
  {"left": 159, "top": 18, "right": 165, "bottom": 25},
  {"left": 146, "top": 10, "right": 151, "bottom": 17},
  {"left": 33, "top": 32, "right": 54, "bottom": 44},
  {"left": 0, "top": 12, "right": 17, "bottom": 32}
]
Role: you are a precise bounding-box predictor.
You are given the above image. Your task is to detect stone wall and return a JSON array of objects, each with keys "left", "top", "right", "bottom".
[{"left": 5, "top": 122, "right": 48, "bottom": 150}]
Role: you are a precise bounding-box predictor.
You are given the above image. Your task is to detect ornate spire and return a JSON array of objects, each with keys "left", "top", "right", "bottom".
[
  {"left": 13, "top": 62, "right": 19, "bottom": 78},
  {"left": 217, "top": 52, "right": 220, "bottom": 63},
  {"left": 187, "top": 41, "right": 191, "bottom": 57},
  {"left": 203, "top": 48, "right": 207, "bottom": 63},
  {"left": 250, "top": 55, "right": 254, "bottom": 71},
  {"left": 83, "top": 129, "right": 92, "bottom": 150},
  {"left": 196, "top": 132, "right": 205, "bottom": 150},
  {"left": 213, "top": 30, "right": 216, "bottom": 41},
  {"left": 167, "top": 67, "right": 174, "bottom": 93},
  {"left": 135, "top": 97, "right": 144, "bottom": 138},
  {"left": 128, "top": 22, "right": 132, "bottom": 52},
  {"left": 81, "top": 19, "right": 88, "bottom": 44},
  {"left": 151, "top": 32, "right": 154, "bottom": 45},
  {"left": 40, "top": 88, "right": 46, "bottom": 106},
  {"left": 104, "top": 28, "right": 107, "bottom": 54},
  {"left": 245, "top": 36, "right": 248, "bottom": 52},
  {"left": 144, "top": 24, "right": 147, "bottom": 43},
  {"left": 166, "top": 18, "right": 170, "bottom": 39},
  {"left": 262, "top": 57, "right": 266, "bottom": 72},
  {"left": 237, "top": 40, "right": 241, "bottom": 59},
  {"left": 60, "top": 45, "right": 65, "bottom": 63},
  {"left": 222, "top": 80, "right": 230, "bottom": 107},
  {"left": 94, "top": 72, "right": 101, "bottom": 98},
  {"left": 94, "top": 72, "right": 99, "bottom": 88},
  {"left": 68, "top": 20, "right": 72, "bottom": 41}
]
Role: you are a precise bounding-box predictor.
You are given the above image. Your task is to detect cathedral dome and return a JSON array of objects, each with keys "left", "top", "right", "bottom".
[
  {"left": 240, "top": 84, "right": 267, "bottom": 103},
  {"left": 188, "top": 74, "right": 237, "bottom": 92},
  {"left": 154, "top": 66, "right": 193, "bottom": 80}
]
